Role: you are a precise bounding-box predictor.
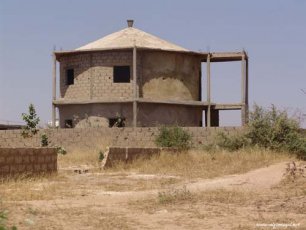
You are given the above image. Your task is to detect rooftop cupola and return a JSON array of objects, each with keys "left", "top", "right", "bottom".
[{"left": 127, "top": 19, "right": 134, "bottom": 28}]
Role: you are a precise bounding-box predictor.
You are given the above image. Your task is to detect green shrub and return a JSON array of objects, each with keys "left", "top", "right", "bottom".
[
  {"left": 247, "top": 105, "right": 306, "bottom": 158},
  {"left": 155, "top": 126, "right": 192, "bottom": 150},
  {"left": 216, "top": 132, "right": 250, "bottom": 151},
  {"left": 40, "top": 134, "right": 49, "bottom": 147},
  {"left": 213, "top": 104, "right": 306, "bottom": 159}
]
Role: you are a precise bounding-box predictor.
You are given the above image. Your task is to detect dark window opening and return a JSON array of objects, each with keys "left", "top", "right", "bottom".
[
  {"left": 66, "top": 69, "right": 74, "bottom": 85},
  {"left": 113, "top": 66, "right": 130, "bottom": 83},
  {"left": 64, "top": 119, "right": 73, "bottom": 128},
  {"left": 109, "top": 117, "right": 126, "bottom": 127}
]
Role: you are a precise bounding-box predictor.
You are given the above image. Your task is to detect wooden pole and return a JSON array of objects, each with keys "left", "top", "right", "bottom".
[
  {"left": 52, "top": 53, "right": 56, "bottom": 128},
  {"left": 206, "top": 53, "right": 211, "bottom": 127},
  {"left": 133, "top": 46, "right": 137, "bottom": 127}
]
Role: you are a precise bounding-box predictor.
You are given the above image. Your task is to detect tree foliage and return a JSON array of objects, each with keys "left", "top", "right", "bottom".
[
  {"left": 215, "top": 104, "right": 306, "bottom": 159},
  {"left": 21, "top": 104, "right": 40, "bottom": 138}
]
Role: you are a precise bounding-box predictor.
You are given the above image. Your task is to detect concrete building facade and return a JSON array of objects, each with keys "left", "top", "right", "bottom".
[{"left": 52, "top": 20, "right": 248, "bottom": 128}]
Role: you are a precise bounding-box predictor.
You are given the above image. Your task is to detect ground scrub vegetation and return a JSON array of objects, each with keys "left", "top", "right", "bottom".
[
  {"left": 0, "top": 210, "right": 17, "bottom": 230},
  {"left": 215, "top": 105, "right": 306, "bottom": 159},
  {"left": 155, "top": 126, "right": 192, "bottom": 149}
]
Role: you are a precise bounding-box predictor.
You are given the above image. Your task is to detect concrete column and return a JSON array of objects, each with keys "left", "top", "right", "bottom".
[
  {"left": 245, "top": 58, "right": 249, "bottom": 123},
  {"left": 241, "top": 54, "right": 248, "bottom": 125},
  {"left": 133, "top": 46, "right": 137, "bottom": 127},
  {"left": 206, "top": 53, "right": 211, "bottom": 127},
  {"left": 89, "top": 53, "right": 93, "bottom": 99},
  {"left": 52, "top": 53, "right": 56, "bottom": 128}
]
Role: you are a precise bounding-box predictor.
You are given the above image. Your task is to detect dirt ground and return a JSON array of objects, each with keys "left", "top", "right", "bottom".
[
  {"left": 2, "top": 164, "right": 306, "bottom": 229},
  {"left": 1, "top": 151, "right": 306, "bottom": 230}
]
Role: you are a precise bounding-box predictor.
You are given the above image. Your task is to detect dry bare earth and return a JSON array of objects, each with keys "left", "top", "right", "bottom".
[{"left": 1, "top": 149, "right": 305, "bottom": 230}]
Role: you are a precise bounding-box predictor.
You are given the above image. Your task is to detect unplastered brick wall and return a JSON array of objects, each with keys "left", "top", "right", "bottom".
[
  {"left": 0, "top": 148, "right": 57, "bottom": 175},
  {"left": 59, "top": 51, "right": 142, "bottom": 100},
  {"left": 60, "top": 54, "right": 91, "bottom": 99},
  {"left": 0, "top": 127, "right": 242, "bottom": 150}
]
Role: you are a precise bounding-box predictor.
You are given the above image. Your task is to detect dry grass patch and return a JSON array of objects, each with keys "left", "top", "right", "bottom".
[
  {"left": 149, "top": 187, "right": 253, "bottom": 207},
  {"left": 103, "top": 177, "right": 181, "bottom": 192},
  {"left": 58, "top": 148, "right": 103, "bottom": 169},
  {"left": 109, "top": 148, "right": 293, "bottom": 179},
  {"left": 0, "top": 173, "right": 69, "bottom": 201}
]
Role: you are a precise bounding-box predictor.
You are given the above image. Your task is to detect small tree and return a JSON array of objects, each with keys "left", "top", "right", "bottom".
[{"left": 21, "top": 104, "right": 40, "bottom": 138}]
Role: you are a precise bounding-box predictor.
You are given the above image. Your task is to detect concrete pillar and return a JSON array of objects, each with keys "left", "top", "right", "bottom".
[
  {"left": 133, "top": 46, "right": 137, "bottom": 127},
  {"left": 206, "top": 53, "right": 211, "bottom": 127},
  {"left": 89, "top": 54, "right": 93, "bottom": 99},
  {"left": 52, "top": 53, "right": 56, "bottom": 128},
  {"left": 241, "top": 53, "right": 248, "bottom": 125}
]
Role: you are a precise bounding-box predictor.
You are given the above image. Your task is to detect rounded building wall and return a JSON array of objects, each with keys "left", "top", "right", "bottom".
[
  {"left": 138, "top": 104, "right": 203, "bottom": 127},
  {"left": 140, "top": 51, "right": 201, "bottom": 101}
]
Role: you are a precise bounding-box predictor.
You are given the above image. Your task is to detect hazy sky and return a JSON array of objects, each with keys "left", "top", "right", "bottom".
[{"left": 0, "top": 0, "right": 305, "bottom": 127}]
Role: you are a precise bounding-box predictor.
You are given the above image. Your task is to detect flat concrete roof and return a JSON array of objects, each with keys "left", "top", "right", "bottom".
[{"left": 54, "top": 48, "right": 247, "bottom": 62}]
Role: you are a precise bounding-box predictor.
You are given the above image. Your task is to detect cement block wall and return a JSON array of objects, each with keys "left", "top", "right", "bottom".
[
  {"left": 102, "top": 147, "right": 165, "bottom": 168},
  {"left": 58, "top": 103, "right": 203, "bottom": 128},
  {"left": 59, "top": 51, "right": 141, "bottom": 100},
  {"left": 0, "top": 127, "right": 242, "bottom": 151},
  {"left": 0, "top": 148, "right": 57, "bottom": 175}
]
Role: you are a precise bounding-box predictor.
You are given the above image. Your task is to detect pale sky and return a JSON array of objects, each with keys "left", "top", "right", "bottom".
[{"left": 0, "top": 0, "right": 305, "bottom": 127}]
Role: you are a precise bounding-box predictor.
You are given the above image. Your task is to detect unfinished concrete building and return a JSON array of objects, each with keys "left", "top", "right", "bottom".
[{"left": 52, "top": 20, "right": 248, "bottom": 128}]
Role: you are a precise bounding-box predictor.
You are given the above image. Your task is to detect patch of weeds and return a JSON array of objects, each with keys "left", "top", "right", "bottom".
[
  {"left": 157, "top": 186, "right": 193, "bottom": 205},
  {"left": 0, "top": 210, "right": 17, "bottom": 230},
  {"left": 56, "top": 146, "right": 67, "bottom": 155},
  {"left": 98, "top": 151, "right": 104, "bottom": 161}
]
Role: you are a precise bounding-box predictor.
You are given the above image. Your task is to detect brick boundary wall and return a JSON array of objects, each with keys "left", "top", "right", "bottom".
[
  {"left": 0, "top": 127, "right": 243, "bottom": 151},
  {"left": 102, "top": 147, "right": 179, "bottom": 168},
  {"left": 0, "top": 148, "right": 57, "bottom": 175}
]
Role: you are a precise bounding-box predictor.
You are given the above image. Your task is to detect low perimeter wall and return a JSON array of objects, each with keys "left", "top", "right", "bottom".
[
  {"left": 102, "top": 147, "right": 178, "bottom": 168},
  {"left": 0, "top": 127, "right": 242, "bottom": 151},
  {"left": 0, "top": 148, "right": 57, "bottom": 175}
]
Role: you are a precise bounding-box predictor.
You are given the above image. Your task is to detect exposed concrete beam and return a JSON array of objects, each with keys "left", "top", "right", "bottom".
[
  {"left": 214, "top": 103, "right": 243, "bottom": 110},
  {"left": 53, "top": 98, "right": 214, "bottom": 107}
]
